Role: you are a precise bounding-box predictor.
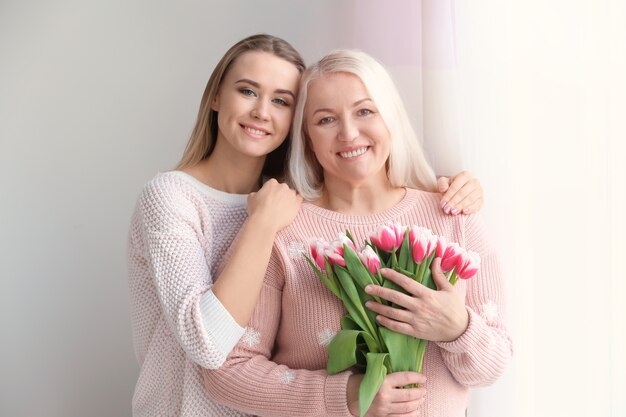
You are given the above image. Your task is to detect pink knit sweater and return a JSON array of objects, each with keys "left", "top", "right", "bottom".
[{"left": 203, "top": 188, "right": 512, "bottom": 417}]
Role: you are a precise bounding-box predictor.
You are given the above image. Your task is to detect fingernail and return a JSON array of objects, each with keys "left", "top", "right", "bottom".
[
  {"left": 451, "top": 208, "right": 459, "bottom": 215},
  {"left": 440, "top": 199, "right": 447, "bottom": 208},
  {"left": 365, "top": 285, "right": 372, "bottom": 293},
  {"left": 463, "top": 208, "right": 470, "bottom": 214},
  {"left": 443, "top": 204, "right": 451, "bottom": 214}
]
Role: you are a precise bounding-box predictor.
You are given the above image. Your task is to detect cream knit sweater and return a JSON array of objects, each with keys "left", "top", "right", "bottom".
[
  {"left": 128, "top": 171, "right": 252, "bottom": 417},
  {"left": 203, "top": 188, "right": 513, "bottom": 417}
]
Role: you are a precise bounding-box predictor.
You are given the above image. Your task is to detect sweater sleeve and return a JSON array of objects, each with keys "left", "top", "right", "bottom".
[
  {"left": 138, "top": 177, "right": 245, "bottom": 369},
  {"left": 202, "top": 245, "right": 353, "bottom": 417},
  {"left": 435, "top": 213, "right": 513, "bottom": 387}
]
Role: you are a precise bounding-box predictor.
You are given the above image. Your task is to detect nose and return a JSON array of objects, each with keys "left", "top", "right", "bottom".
[
  {"left": 338, "top": 117, "right": 358, "bottom": 142},
  {"left": 251, "top": 99, "right": 270, "bottom": 121}
]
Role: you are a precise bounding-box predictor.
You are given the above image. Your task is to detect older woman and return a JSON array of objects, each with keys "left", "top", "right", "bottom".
[{"left": 202, "top": 50, "right": 512, "bottom": 417}]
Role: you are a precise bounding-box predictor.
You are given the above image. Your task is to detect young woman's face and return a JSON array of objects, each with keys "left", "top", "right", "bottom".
[
  {"left": 305, "top": 72, "right": 391, "bottom": 189},
  {"left": 212, "top": 51, "right": 300, "bottom": 159}
]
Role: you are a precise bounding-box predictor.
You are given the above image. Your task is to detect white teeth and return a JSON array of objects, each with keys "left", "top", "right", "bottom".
[
  {"left": 339, "top": 147, "right": 368, "bottom": 158},
  {"left": 245, "top": 127, "right": 267, "bottom": 135}
]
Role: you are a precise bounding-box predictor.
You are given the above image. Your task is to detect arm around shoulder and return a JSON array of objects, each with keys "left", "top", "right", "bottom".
[{"left": 202, "top": 247, "right": 354, "bottom": 417}]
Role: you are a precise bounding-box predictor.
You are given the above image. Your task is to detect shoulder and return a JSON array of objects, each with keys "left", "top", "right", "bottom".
[
  {"left": 135, "top": 171, "right": 217, "bottom": 231},
  {"left": 405, "top": 187, "right": 441, "bottom": 210},
  {"left": 139, "top": 172, "right": 200, "bottom": 212},
  {"left": 405, "top": 187, "right": 454, "bottom": 224},
  {"left": 404, "top": 187, "right": 476, "bottom": 241}
]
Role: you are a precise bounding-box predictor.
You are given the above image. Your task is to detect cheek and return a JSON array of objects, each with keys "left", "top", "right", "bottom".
[{"left": 276, "top": 111, "right": 294, "bottom": 133}]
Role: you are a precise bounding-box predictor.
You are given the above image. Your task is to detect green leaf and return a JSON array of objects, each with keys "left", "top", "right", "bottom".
[
  {"left": 397, "top": 227, "right": 412, "bottom": 271},
  {"left": 344, "top": 245, "right": 377, "bottom": 290},
  {"left": 344, "top": 244, "right": 385, "bottom": 305},
  {"left": 325, "top": 259, "right": 342, "bottom": 295},
  {"left": 327, "top": 330, "right": 362, "bottom": 374},
  {"left": 359, "top": 353, "right": 389, "bottom": 417},
  {"left": 361, "top": 330, "right": 380, "bottom": 353},
  {"left": 341, "top": 314, "right": 361, "bottom": 331},
  {"left": 390, "top": 251, "right": 398, "bottom": 269},
  {"left": 335, "top": 266, "right": 378, "bottom": 338},
  {"left": 415, "top": 338, "right": 429, "bottom": 374},
  {"left": 337, "top": 285, "right": 369, "bottom": 335},
  {"left": 303, "top": 255, "right": 341, "bottom": 298},
  {"left": 379, "top": 327, "right": 412, "bottom": 373},
  {"left": 345, "top": 229, "right": 355, "bottom": 244},
  {"left": 449, "top": 270, "right": 459, "bottom": 286},
  {"left": 414, "top": 251, "right": 432, "bottom": 285},
  {"left": 420, "top": 252, "right": 438, "bottom": 290}
]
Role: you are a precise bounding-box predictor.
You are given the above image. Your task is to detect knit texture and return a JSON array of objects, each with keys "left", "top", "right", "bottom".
[
  {"left": 128, "top": 171, "right": 253, "bottom": 417},
  {"left": 203, "top": 188, "right": 512, "bottom": 417}
]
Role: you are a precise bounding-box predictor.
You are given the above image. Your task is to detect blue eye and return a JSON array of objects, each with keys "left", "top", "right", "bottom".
[
  {"left": 239, "top": 88, "right": 256, "bottom": 97},
  {"left": 273, "top": 97, "right": 289, "bottom": 106},
  {"left": 318, "top": 116, "right": 335, "bottom": 125},
  {"left": 357, "top": 108, "right": 373, "bottom": 116}
]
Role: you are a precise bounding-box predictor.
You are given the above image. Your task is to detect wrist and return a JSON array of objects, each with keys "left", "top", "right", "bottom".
[
  {"left": 246, "top": 211, "right": 280, "bottom": 236},
  {"left": 347, "top": 374, "right": 363, "bottom": 416},
  {"left": 448, "top": 306, "right": 470, "bottom": 341}
]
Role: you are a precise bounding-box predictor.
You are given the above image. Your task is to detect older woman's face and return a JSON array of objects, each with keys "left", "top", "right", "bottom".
[{"left": 304, "top": 72, "right": 391, "bottom": 189}]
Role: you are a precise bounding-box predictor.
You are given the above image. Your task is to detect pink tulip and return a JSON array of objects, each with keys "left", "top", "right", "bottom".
[
  {"left": 325, "top": 241, "right": 346, "bottom": 267},
  {"left": 358, "top": 246, "right": 382, "bottom": 274},
  {"left": 440, "top": 242, "right": 463, "bottom": 272},
  {"left": 310, "top": 238, "right": 329, "bottom": 270},
  {"left": 369, "top": 223, "right": 404, "bottom": 252},
  {"left": 336, "top": 232, "right": 357, "bottom": 252},
  {"left": 389, "top": 222, "right": 407, "bottom": 246},
  {"left": 436, "top": 236, "right": 447, "bottom": 258},
  {"left": 456, "top": 250, "right": 480, "bottom": 279},
  {"left": 409, "top": 226, "right": 437, "bottom": 263}
]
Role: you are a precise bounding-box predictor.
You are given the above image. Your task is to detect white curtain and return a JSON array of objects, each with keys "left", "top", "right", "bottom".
[{"left": 421, "top": 1, "right": 626, "bottom": 416}]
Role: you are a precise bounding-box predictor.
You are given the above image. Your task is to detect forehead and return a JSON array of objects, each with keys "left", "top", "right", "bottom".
[
  {"left": 306, "top": 72, "right": 369, "bottom": 106},
  {"left": 223, "top": 51, "right": 301, "bottom": 90}
]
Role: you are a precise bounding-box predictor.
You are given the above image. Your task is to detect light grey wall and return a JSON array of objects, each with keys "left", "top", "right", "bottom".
[{"left": 0, "top": 2, "right": 429, "bottom": 416}]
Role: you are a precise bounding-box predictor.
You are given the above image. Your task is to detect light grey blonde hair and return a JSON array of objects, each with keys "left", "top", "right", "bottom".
[{"left": 288, "top": 49, "right": 437, "bottom": 200}]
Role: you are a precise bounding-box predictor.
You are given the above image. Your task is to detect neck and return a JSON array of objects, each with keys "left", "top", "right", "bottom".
[
  {"left": 315, "top": 176, "right": 405, "bottom": 216},
  {"left": 183, "top": 147, "right": 265, "bottom": 195}
]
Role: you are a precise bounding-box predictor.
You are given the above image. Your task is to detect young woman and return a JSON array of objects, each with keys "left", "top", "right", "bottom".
[
  {"left": 202, "top": 50, "right": 511, "bottom": 417},
  {"left": 128, "top": 35, "right": 484, "bottom": 417}
]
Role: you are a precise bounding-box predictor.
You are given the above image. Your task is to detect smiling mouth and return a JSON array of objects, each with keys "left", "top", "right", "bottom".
[
  {"left": 241, "top": 124, "right": 270, "bottom": 137},
  {"left": 338, "top": 147, "right": 369, "bottom": 158}
]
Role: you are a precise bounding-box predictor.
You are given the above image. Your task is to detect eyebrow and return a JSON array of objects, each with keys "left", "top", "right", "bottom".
[
  {"left": 312, "top": 98, "right": 373, "bottom": 116},
  {"left": 235, "top": 78, "right": 296, "bottom": 100}
]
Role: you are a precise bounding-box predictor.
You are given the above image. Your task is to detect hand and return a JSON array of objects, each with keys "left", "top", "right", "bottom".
[
  {"left": 437, "top": 170, "right": 483, "bottom": 215},
  {"left": 347, "top": 372, "right": 426, "bottom": 417},
  {"left": 364, "top": 259, "right": 469, "bottom": 342},
  {"left": 247, "top": 179, "right": 302, "bottom": 232}
]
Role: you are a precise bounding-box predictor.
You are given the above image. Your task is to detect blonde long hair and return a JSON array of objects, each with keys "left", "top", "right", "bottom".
[
  {"left": 288, "top": 49, "right": 437, "bottom": 200},
  {"left": 176, "top": 34, "right": 305, "bottom": 178}
]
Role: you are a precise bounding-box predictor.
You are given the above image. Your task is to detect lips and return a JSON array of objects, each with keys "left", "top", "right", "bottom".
[
  {"left": 240, "top": 123, "right": 270, "bottom": 137},
  {"left": 338, "top": 146, "right": 369, "bottom": 158}
]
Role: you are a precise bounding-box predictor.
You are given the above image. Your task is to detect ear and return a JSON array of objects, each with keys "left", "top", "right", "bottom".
[{"left": 210, "top": 93, "right": 220, "bottom": 112}]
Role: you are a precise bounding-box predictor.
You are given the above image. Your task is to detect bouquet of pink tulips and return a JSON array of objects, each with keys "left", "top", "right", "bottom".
[{"left": 306, "top": 223, "right": 480, "bottom": 417}]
